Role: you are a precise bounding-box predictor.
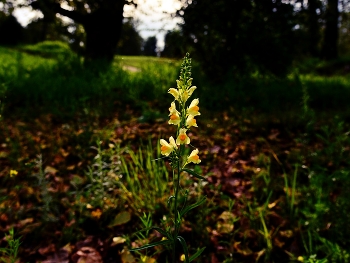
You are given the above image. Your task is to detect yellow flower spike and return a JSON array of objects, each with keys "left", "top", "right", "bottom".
[
  {"left": 168, "top": 88, "right": 179, "bottom": 101},
  {"left": 187, "top": 98, "right": 200, "bottom": 116},
  {"left": 160, "top": 136, "right": 177, "bottom": 156},
  {"left": 176, "top": 128, "right": 190, "bottom": 145},
  {"left": 176, "top": 79, "right": 185, "bottom": 89},
  {"left": 186, "top": 115, "right": 197, "bottom": 128},
  {"left": 187, "top": 149, "right": 201, "bottom": 164}
]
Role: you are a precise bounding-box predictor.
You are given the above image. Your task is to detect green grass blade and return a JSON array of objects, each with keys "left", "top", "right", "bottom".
[
  {"left": 181, "top": 168, "right": 206, "bottom": 180},
  {"left": 180, "top": 196, "right": 206, "bottom": 217},
  {"left": 177, "top": 236, "right": 189, "bottom": 263},
  {"left": 189, "top": 247, "right": 206, "bottom": 262},
  {"left": 129, "top": 239, "right": 173, "bottom": 252}
]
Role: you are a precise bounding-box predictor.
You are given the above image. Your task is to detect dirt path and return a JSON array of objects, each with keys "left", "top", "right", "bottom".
[{"left": 122, "top": 65, "right": 141, "bottom": 72}]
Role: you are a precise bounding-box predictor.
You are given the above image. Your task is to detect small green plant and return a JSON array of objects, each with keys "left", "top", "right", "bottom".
[
  {"left": 84, "top": 141, "right": 123, "bottom": 210},
  {"left": 32, "top": 155, "right": 58, "bottom": 223},
  {"left": 0, "top": 229, "right": 21, "bottom": 263},
  {"left": 130, "top": 53, "right": 206, "bottom": 262}
]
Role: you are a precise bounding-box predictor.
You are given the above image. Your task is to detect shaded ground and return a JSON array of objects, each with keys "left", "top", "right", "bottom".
[{"left": 0, "top": 106, "right": 349, "bottom": 262}]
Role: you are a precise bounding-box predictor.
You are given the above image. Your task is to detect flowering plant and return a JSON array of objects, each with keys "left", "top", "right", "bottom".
[{"left": 130, "top": 53, "right": 206, "bottom": 263}]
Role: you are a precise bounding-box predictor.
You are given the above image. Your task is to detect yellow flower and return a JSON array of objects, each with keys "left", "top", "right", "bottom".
[
  {"left": 187, "top": 86, "right": 196, "bottom": 98},
  {"left": 169, "top": 113, "right": 181, "bottom": 125},
  {"left": 187, "top": 98, "right": 200, "bottom": 116},
  {"left": 179, "top": 89, "right": 189, "bottom": 103},
  {"left": 176, "top": 128, "right": 190, "bottom": 145},
  {"left": 186, "top": 115, "right": 197, "bottom": 128},
  {"left": 91, "top": 208, "right": 102, "bottom": 219},
  {"left": 10, "top": 170, "right": 18, "bottom": 177},
  {"left": 160, "top": 136, "right": 178, "bottom": 156},
  {"left": 180, "top": 86, "right": 196, "bottom": 104},
  {"left": 168, "top": 88, "right": 179, "bottom": 100},
  {"left": 169, "top": 85, "right": 197, "bottom": 104},
  {"left": 187, "top": 149, "right": 201, "bottom": 164},
  {"left": 169, "top": 102, "right": 179, "bottom": 114},
  {"left": 180, "top": 254, "right": 185, "bottom": 261},
  {"left": 168, "top": 102, "right": 181, "bottom": 125},
  {"left": 186, "top": 78, "right": 193, "bottom": 87}
]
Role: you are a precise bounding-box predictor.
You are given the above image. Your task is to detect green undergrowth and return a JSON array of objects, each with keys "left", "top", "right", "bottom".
[{"left": 1, "top": 41, "right": 350, "bottom": 120}]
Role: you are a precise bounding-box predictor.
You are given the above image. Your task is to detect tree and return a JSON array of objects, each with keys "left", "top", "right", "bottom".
[
  {"left": 117, "top": 19, "right": 143, "bottom": 56},
  {"left": 143, "top": 36, "right": 157, "bottom": 56},
  {"left": 0, "top": 14, "right": 23, "bottom": 45},
  {"left": 162, "top": 30, "right": 186, "bottom": 58},
  {"left": 177, "top": 0, "right": 296, "bottom": 79},
  {"left": 306, "top": 0, "right": 323, "bottom": 57},
  {"left": 293, "top": 0, "right": 324, "bottom": 57},
  {"left": 30, "top": 0, "right": 137, "bottom": 64},
  {"left": 322, "top": 0, "right": 340, "bottom": 59}
]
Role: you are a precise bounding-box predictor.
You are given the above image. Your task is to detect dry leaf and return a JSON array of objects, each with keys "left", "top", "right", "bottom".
[
  {"left": 112, "top": 237, "right": 126, "bottom": 245},
  {"left": 217, "top": 211, "right": 235, "bottom": 234},
  {"left": 75, "top": 247, "right": 102, "bottom": 263},
  {"left": 120, "top": 249, "right": 136, "bottom": 263},
  {"left": 44, "top": 166, "right": 58, "bottom": 175}
]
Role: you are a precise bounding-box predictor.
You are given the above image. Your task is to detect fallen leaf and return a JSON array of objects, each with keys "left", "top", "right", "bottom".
[
  {"left": 75, "top": 247, "right": 102, "bottom": 263},
  {"left": 108, "top": 211, "right": 131, "bottom": 227},
  {"left": 113, "top": 237, "right": 126, "bottom": 245},
  {"left": 217, "top": 211, "right": 235, "bottom": 234},
  {"left": 44, "top": 166, "right": 58, "bottom": 175},
  {"left": 120, "top": 248, "right": 136, "bottom": 263}
]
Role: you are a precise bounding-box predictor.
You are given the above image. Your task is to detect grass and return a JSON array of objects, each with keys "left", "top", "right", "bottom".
[{"left": 0, "top": 41, "right": 350, "bottom": 262}]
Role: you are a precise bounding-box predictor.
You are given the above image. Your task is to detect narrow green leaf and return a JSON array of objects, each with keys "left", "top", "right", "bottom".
[
  {"left": 181, "top": 168, "right": 206, "bottom": 180},
  {"left": 189, "top": 247, "right": 206, "bottom": 262},
  {"left": 180, "top": 196, "right": 206, "bottom": 217},
  {"left": 129, "top": 239, "right": 172, "bottom": 252},
  {"left": 177, "top": 236, "right": 189, "bottom": 263},
  {"left": 167, "top": 195, "right": 175, "bottom": 205}
]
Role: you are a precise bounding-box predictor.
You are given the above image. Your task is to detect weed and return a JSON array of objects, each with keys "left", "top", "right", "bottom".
[
  {"left": 0, "top": 229, "right": 21, "bottom": 263},
  {"left": 129, "top": 53, "right": 206, "bottom": 263}
]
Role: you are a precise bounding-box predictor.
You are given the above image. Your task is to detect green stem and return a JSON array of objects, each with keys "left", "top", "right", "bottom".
[{"left": 173, "top": 159, "right": 181, "bottom": 263}]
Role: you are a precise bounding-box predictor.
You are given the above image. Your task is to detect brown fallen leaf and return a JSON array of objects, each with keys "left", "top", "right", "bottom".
[
  {"left": 74, "top": 247, "right": 102, "bottom": 263},
  {"left": 44, "top": 166, "right": 58, "bottom": 175}
]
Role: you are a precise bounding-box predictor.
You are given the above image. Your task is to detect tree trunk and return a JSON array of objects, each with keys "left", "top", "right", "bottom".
[
  {"left": 54, "top": 1, "right": 125, "bottom": 64},
  {"left": 307, "top": 0, "right": 321, "bottom": 57},
  {"left": 322, "top": 0, "right": 339, "bottom": 60},
  {"left": 83, "top": 7, "right": 124, "bottom": 63}
]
